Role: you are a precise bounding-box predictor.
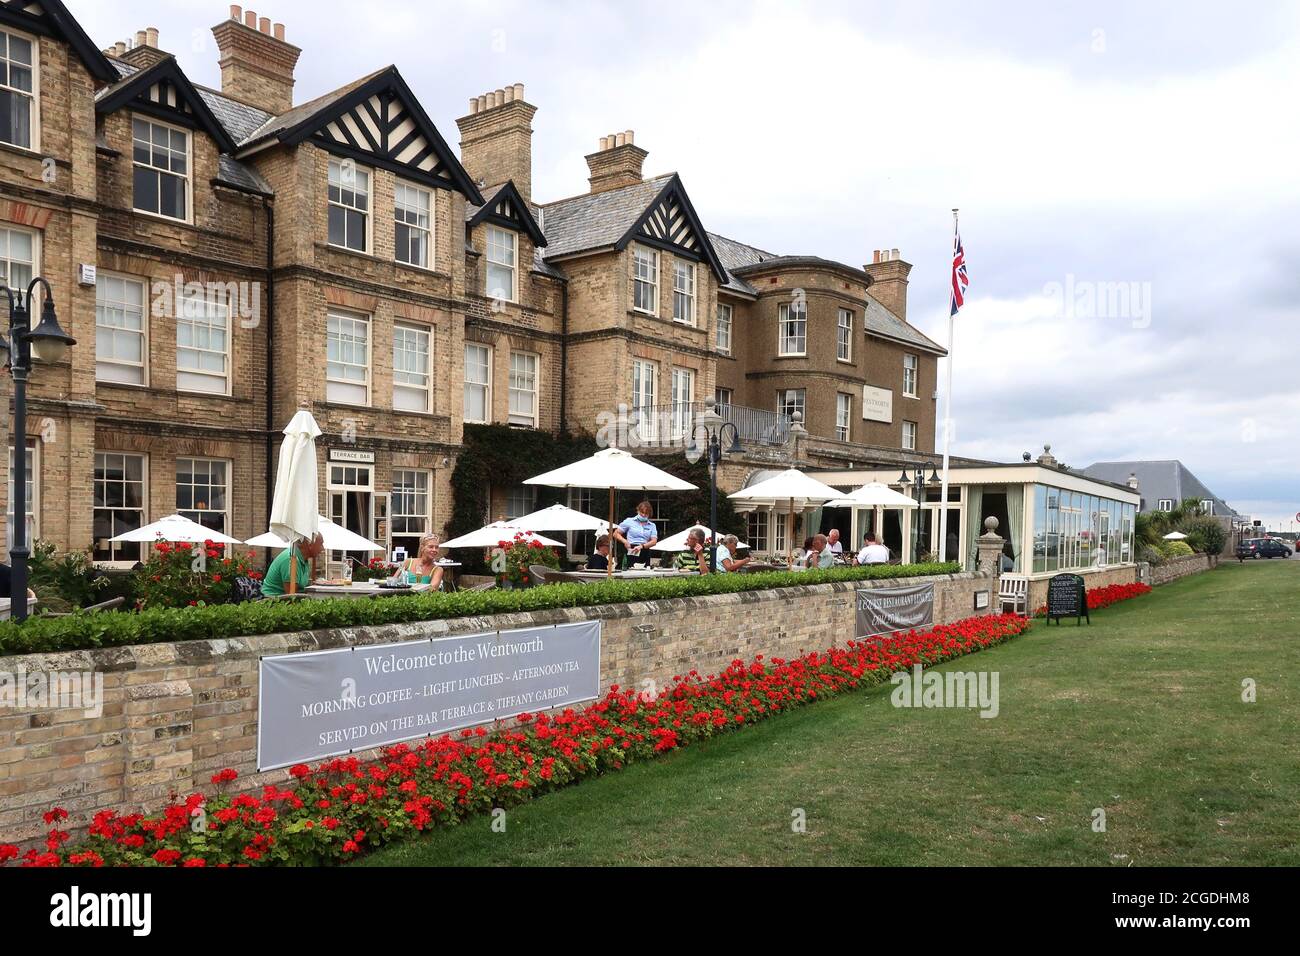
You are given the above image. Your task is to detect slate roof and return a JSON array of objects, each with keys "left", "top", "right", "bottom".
[
  {"left": 539, "top": 175, "right": 677, "bottom": 260},
  {"left": 1080, "top": 461, "right": 1238, "bottom": 516},
  {"left": 863, "top": 295, "right": 945, "bottom": 355},
  {"left": 236, "top": 69, "right": 387, "bottom": 148}
]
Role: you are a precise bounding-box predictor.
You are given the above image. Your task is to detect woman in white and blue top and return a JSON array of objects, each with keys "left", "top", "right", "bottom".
[{"left": 615, "top": 500, "right": 659, "bottom": 567}]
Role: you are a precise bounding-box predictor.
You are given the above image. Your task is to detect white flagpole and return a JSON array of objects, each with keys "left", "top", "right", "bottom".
[{"left": 938, "top": 209, "right": 958, "bottom": 564}]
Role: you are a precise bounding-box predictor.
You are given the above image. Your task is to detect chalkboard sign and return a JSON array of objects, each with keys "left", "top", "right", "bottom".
[{"left": 1046, "top": 573, "right": 1090, "bottom": 626}]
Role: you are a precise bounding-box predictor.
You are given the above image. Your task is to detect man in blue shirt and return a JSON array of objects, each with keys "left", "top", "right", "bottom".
[{"left": 615, "top": 501, "right": 658, "bottom": 567}]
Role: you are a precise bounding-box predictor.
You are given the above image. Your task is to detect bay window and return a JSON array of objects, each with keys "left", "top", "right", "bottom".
[{"left": 779, "top": 301, "right": 806, "bottom": 356}]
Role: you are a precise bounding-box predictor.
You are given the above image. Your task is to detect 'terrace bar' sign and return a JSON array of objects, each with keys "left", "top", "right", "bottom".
[{"left": 257, "top": 621, "right": 601, "bottom": 770}]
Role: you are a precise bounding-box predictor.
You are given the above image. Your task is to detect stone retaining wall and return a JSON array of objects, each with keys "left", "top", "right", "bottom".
[
  {"left": 0, "top": 571, "right": 993, "bottom": 845},
  {"left": 1150, "top": 553, "right": 1215, "bottom": 586}
]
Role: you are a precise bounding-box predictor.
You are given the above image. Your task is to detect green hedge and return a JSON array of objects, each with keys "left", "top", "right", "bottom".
[{"left": 0, "top": 562, "right": 959, "bottom": 657}]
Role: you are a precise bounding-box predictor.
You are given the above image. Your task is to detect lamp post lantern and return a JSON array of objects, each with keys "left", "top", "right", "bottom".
[
  {"left": 4, "top": 277, "right": 75, "bottom": 622},
  {"left": 687, "top": 400, "right": 740, "bottom": 572},
  {"left": 897, "top": 462, "right": 941, "bottom": 563}
]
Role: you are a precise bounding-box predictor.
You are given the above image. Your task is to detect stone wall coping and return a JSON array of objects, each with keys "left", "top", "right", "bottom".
[{"left": 4, "top": 571, "right": 991, "bottom": 673}]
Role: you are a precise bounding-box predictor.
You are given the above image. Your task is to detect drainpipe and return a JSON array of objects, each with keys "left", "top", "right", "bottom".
[
  {"left": 559, "top": 278, "right": 569, "bottom": 436},
  {"left": 263, "top": 198, "right": 275, "bottom": 527}
]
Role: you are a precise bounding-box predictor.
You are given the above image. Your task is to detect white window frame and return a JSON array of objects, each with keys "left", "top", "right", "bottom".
[
  {"left": 394, "top": 180, "right": 433, "bottom": 270},
  {"left": 1200, "top": 499, "right": 1215, "bottom": 516},
  {"left": 132, "top": 115, "right": 191, "bottom": 223},
  {"left": 393, "top": 321, "right": 432, "bottom": 413},
  {"left": 836, "top": 393, "right": 852, "bottom": 441},
  {"left": 1157, "top": 499, "right": 1174, "bottom": 512},
  {"left": 175, "top": 457, "right": 230, "bottom": 543},
  {"left": 631, "top": 244, "right": 658, "bottom": 314},
  {"left": 463, "top": 342, "right": 493, "bottom": 424},
  {"left": 632, "top": 358, "right": 658, "bottom": 441},
  {"left": 328, "top": 158, "right": 371, "bottom": 253},
  {"left": 672, "top": 260, "right": 696, "bottom": 325},
  {"left": 0, "top": 224, "right": 38, "bottom": 301},
  {"left": 95, "top": 272, "right": 148, "bottom": 386},
  {"left": 93, "top": 451, "right": 148, "bottom": 566},
  {"left": 778, "top": 301, "right": 807, "bottom": 356},
  {"left": 0, "top": 28, "right": 37, "bottom": 152},
  {"left": 747, "top": 510, "right": 770, "bottom": 554},
  {"left": 902, "top": 420, "right": 918, "bottom": 451},
  {"left": 716, "top": 302, "right": 732, "bottom": 354},
  {"left": 778, "top": 388, "right": 805, "bottom": 422},
  {"left": 715, "top": 386, "right": 733, "bottom": 410},
  {"left": 176, "top": 287, "right": 231, "bottom": 396},
  {"left": 670, "top": 367, "right": 694, "bottom": 439},
  {"left": 505, "top": 486, "right": 537, "bottom": 521},
  {"left": 485, "top": 225, "right": 517, "bottom": 303},
  {"left": 837, "top": 308, "right": 853, "bottom": 362},
  {"left": 391, "top": 468, "right": 432, "bottom": 548},
  {"left": 508, "top": 350, "right": 540, "bottom": 427},
  {"left": 6, "top": 439, "right": 38, "bottom": 552},
  {"left": 903, "top": 353, "right": 919, "bottom": 398},
  {"left": 325, "top": 308, "right": 371, "bottom": 406}
]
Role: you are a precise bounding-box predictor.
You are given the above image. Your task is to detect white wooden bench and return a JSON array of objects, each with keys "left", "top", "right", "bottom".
[{"left": 997, "top": 574, "right": 1029, "bottom": 616}]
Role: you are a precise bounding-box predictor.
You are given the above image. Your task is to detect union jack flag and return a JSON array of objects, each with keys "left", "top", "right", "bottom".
[{"left": 950, "top": 227, "right": 969, "bottom": 317}]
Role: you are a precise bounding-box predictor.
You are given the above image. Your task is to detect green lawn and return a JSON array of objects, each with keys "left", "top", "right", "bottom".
[{"left": 357, "top": 560, "right": 1300, "bottom": 867}]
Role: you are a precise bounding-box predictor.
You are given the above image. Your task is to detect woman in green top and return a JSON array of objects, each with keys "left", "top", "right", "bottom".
[{"left": 402, "top": 534, "right": 446, "bottom": 589}]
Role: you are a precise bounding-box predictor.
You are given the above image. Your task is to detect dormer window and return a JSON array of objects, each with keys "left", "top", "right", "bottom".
[
  {"left": 133, "top": 118, "right": 189, "bottom": 221},
  {"left": 0, "top": 30, "right": 35, "bottom": 150},
  {"left": 328, "top": 159, "right": 370, "bottom": 252}
]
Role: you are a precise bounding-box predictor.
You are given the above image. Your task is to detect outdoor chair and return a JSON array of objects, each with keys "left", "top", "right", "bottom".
[
  {"left": 528, "top": 565, "right": 553, "bottom": 587},
  {"left": 998, "top": 574, "right": 1030, "bottom": 617}
]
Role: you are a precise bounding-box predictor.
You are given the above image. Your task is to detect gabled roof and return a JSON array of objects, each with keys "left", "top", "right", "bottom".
[
  {"left": 96, "top": 56, "right": 238, "bottom": 154},
  {"left": 467, "top": 181, "right": 547, "bottom": 247},
  {"left": 1081, "top": 460, "right": 1238, "bottom": 516},
  {"left": 540, "top": 173, "right": 728, "bottom": 282},
  {"left": 0, "top": 0, "right": 116, "bottom": 83},
  {"left": 237, "top": 66, "right": 482, "bottom": 203}
]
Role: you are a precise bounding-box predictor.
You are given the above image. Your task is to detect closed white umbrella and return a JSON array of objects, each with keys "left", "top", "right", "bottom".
[
  {"left": 729, "top": 469, "right": 843, "bottom": 567},
  {"left": 268, "top": 410, "right": 322, "bottom": 594},
  {"left": 110, "top": 513, "right": 243, "bottom": 545},
  {"left": 652, "top": 526, "right": 748, "bottom": 552},
  {"left": 246, "top": 517, "right": 384, "bottom": 553},
  {"left": 823, "top": 482, "right": 917, "bottom": 509},
  {"left": 441, "top": 521, "right": 565, "bottom": 550},
  {"left": 1162, "top": 531, "right": 1189, "bottom": 541},
  {"left": 512, "top": 503, "right": 611, "bottom": 534},
  {"left": 525, "top": 448, "right": 696, "bottom": 577}
]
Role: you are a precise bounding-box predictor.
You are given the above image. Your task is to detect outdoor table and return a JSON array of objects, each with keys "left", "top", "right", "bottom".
[
  {"left": 303, "top": 582, "right": 434, "bottom": 599},
  {"left": 0, "top": 597, "right": 38, "bottom": 620}
]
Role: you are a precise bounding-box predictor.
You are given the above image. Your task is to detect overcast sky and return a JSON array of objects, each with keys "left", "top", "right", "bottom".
[{"left": 74, "top": 1, "right": 1300, "bottom": 530}]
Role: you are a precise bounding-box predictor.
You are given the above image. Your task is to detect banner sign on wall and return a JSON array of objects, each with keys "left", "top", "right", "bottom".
[
  {"left": 855, "top": 584, "right": 935, "bottom": 639},
  {"left": 862, "top": 385, "right": 893, "bottom": 424},
  {"left": 257, "top": 621, "right": 601, "bottom": 771}
]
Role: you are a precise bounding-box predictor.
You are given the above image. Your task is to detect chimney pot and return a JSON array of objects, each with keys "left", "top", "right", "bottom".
[
  {"left": 214, "top": 7, "right": 302, "bottom": 114},
  {"left": 468, "top": 97, "right": 479, "bottom": 114},
  {"left": 244, "top": 10, "right": 257, "bottom": 27},
  {"left": 513, "top": 82, "right": 524, "bottom": 100},
  {"left": 615, "top": 132, "right": 627, "bottom": 147},
  {"left": 476, "top": 94, "right": 487, "bottom": 111},
  {"left": 273, "top": 22, "right": 285, "bottom": 40},
  {"left": 259, "top": 17, "right": 271, "bottom": 33},
  {"left": 146, "top": 27, "right": 159, "bottom": 47},
  {"left": 503, "top": 86, "right": 514, "bottom": 103},
  {"left": 598, "top": 136, "right": 608, "bottom": 150},
  {"left": 135, "top": 30, "right": 147, "bottom": 47},
  {"left": 892, "top": 248, "right": 900, "bottom": 259},
  {"left": 115, "top": 40, "right": 126, "bottom": 55},
  {"left": 230, "top": 4, "right": 242, "bottom": 20},
  {"left": 625, "top": 129, "right": 634, "bottom": 145}
]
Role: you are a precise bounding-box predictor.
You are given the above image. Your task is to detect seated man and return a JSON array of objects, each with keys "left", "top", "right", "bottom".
[
  {"left": 856, "top": 532, "right": 891, "bottom": 565},
  {"left": 715, "top": 534, "right": 751, "bottom": 573},
  {"left": 673, "top": 528, "right": 710, "bottom": 573},
  {"left": 587, "top": 534, "right": 612, "bottom": 571},
  {"left": 261, "top": 533, "right": 325, "bottom": 597},
  {"left": 812, "top": 533, "right": 835, "bottom": 570}
]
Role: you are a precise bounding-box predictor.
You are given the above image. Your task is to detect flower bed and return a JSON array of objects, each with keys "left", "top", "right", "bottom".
[
  {"left": 2, "top": 612, "right": 1029, "bottom": 867},
  {"left": 1034, "top": 581, "right": 1151, "bottom": 618},
  {"left": 0, "top": 561, "right": 958, "bottom": 656}
]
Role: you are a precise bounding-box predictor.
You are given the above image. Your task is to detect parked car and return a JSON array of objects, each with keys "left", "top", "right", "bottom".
[{"left": 1236, "top": 538, "right": 1291, "bottom": 561}]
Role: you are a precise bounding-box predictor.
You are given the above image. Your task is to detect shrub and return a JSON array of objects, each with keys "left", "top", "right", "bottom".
[
  {"left": 1, "top": 611, "right": 1029, "bottom": 867},
  {"left": 495, "top": 534, "right": 561, "bottom": 588},
  {"left": 26, "top": 542, "right": 108, "bottom": 611},
  {"left": 133, "top": 542, "right": 261, "bottom": 610},
  {"left": 0, "top": 561, "right": 959, "bottom": 657},
  {"left": 1159, "top": 540, "right": 1194, "bottom": 559},
  {"left": 1180, "top": 516, "right": 1227, "bottom": 555}
]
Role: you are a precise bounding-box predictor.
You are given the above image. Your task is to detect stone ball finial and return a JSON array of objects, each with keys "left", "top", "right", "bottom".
[
  {"left": 984, "top": 516, "right": 999, "bottom": 533},
  {"left": 792, "top": 411, "right": 803, "bottom": 424},
  {"left": 1044, "top": 443, "right": 1052, "bottom": 453}
]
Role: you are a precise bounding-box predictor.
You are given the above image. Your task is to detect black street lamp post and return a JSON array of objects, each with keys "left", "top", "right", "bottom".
[
  {"left": 2, "top": 277, "right": 76, "bottom": 622},
  {"left": 897, "top": 462, "right": 941, "bottom": 564},
  {"left": 687, "top": 400, "right": 740, "bottom": 572}
]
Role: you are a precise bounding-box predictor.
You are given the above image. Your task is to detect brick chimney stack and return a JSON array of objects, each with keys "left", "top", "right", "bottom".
[
  {"left": 117, "top": 27, "right": 168, "bottom": 70},
  {"left": 585, "top": 132, "right": 646, "bottom": 194},
  {"left": 864, "top": 248, "right": 912, "bottom": 320},
  {"left": 212, "top": 6, "right": 301, "bottom": 115},
  {"left": 456, "top": 84, "right": 537, "bottom": 203}
]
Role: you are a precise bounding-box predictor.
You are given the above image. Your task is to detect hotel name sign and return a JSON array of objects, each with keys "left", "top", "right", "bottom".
[{"left": 862, "top": 386, "right": 893, "bottom": 424}]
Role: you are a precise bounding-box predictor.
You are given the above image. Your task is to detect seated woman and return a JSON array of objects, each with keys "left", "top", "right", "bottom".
[
  {"left": 402, "top": 534, "right": 446, "bottom": 590},
  {"left": 587, "top": 534, "right": 612, "bottom": 571}
]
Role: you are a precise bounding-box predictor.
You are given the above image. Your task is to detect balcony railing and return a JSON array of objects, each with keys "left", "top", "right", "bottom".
[{"left": 633, "top": 403, "right": 791, "bottom": 448}]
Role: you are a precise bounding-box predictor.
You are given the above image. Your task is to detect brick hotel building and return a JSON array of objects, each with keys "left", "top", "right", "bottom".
[{"left": 0, "top": 1, "right": 947, "bottom": 568}]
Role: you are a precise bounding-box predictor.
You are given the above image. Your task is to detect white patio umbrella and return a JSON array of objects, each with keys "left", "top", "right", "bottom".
[
  {"left": 268, "top": 409, "right": 322, "bottom": 594},
  {"left": 823, "top": 482, "right": 918, "bottom": 509},
  {"left": 1162, "top": 531, "right": 1189, "bottom": 540},
  {"left": 729, "top": 469, "right": 844, "bottom": 568},
  {"left": 651, "top": 526, "right": 748, "bottom": 552},
  {"left": 525, "top": 448, "right": 696, "bottom": 577},
  {"left": 246, "top": 516, "right": 384, "bottom": 553},
  {"left": 110, "top": 513, "right": 243, "bottom": 545},
  {"left": 441, "top": 521, "right": 565, "bottom": 550},
  {"left": 512, "top": 503, "right": 611, "bottom": 534}
]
